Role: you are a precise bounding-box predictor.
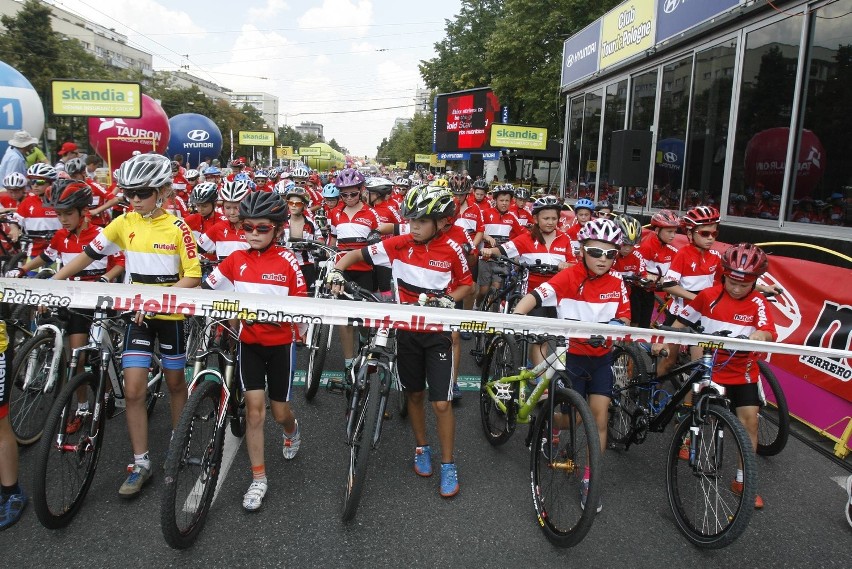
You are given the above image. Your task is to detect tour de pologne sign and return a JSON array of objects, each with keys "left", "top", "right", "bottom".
[
  {"left": 51, "top": 80, "right": 142, "bottom": 118},
  {"left": 599, "top": 0, "right": 656, "bottom": 70}
]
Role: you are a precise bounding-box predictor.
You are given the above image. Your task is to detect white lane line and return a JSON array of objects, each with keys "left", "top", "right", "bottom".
[
  {"left": 212, "top": 431, "right": 243, "bottom": 505},
  {"left": 831, "top": 475, "right": 852, "bottom": 492}
]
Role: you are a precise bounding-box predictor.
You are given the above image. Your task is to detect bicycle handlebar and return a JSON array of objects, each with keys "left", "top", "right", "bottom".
[{"left": 489, "top": 254, "right": 560, "bottom": 276}]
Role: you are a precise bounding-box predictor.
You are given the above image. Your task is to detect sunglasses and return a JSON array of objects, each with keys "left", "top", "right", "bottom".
[
  {"left": 694, "top": 229, "right": 719, "bottom": 238},
  {"left": 583, "top": 246, "right": 619, "bottom": 260},
  {"left": 340, "top": 192, "right": 361, "bottom": 199},
  {"left": 125, "top": 188, "right": 156, "bottom": 200},
  {"left": 287, "top": 200, "right": 305, "bottom": 207},
  {"left": 242, "top": 222, "right": 276, "bottom": 234},
  {"left": 31, "top": 179, "right": 50, "bottom": 186}
]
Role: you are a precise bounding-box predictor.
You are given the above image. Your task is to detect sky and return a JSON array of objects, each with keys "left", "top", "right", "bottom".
[{"left": 46, "top": 0, "right": 462, "bottom": 157}]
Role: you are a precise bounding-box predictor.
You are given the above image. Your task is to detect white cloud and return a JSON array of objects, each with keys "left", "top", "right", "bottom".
[
  {"left": 53, "top": 0, "right": 205, "bottom": 38},
  {"left": 298, "top": 0, "right": 373, "bottom": 34},
  {"left": 350, "top": 41, "right": 376, "bottom": 54},
  {"left": 247, "top": 0, "right": 291, "bottom": 21}
]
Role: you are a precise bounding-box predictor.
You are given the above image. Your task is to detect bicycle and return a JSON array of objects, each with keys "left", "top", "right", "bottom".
[
  {"left": 30, "top": 310, "right": 165, "bottom": 529},
  {"left": 336, "top": 280, "right": 405, "bottom": 522},
  {"left": 606, "top": 328, "right": 758, "bottom": 549},
  {"left": 288, "top": 240, "right": 339, "bottom": 401},
  {"left": 160, "top": 318, "right": 242, "bottom": 549},
  {"left": 479, "top": 333, "right": 602, "bottom": 548},
  {"left": 470, "top": 253, "right": 522, "bottom": 366}
]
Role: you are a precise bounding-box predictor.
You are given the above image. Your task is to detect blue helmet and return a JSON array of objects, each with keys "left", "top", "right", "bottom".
[
  {"left": 574, "top": 198, "right": 594, "bottom": 212},
  {"left": 322, "top": 183, "right": 340, "bottom": 198},
  {"left": 204, "top": 166, "right": 221, "bottom": 177}
]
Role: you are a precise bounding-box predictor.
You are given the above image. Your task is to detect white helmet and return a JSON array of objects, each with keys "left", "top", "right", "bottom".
[
  {"left": 219, "top": 179, "right": 251, "bottom": 202},
  {"left": 3, "top": 172, "right": 28, "bottom": 189},
  {"left": 116, "top": 154, "right": 171, "bottom": 190}
]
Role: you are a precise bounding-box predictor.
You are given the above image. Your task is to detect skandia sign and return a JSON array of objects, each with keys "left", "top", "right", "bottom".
[
  {"left": 51, "top": 80, "right": 141, "bottom": 118},
  {"left": 239, "top": 131, "right": 275, "bottom": 146},
  {"left": 490, "top": 125, "right": 548, "bottom": 150}
]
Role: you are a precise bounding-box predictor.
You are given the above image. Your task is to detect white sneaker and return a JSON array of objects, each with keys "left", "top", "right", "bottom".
[
  {"left": 243, "top": 480, "right": 268, "bottom": 511},
  {"left": 282, "top": 420, "right": 301, "bottom": 460}
]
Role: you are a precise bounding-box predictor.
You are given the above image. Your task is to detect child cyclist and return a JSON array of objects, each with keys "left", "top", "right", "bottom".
[
  {"left": 328, "top": 185, "right": 473, "bottom": 498},
  {"left": 634, "top": 209, "right": 680, "bottom": 328},
  {"left": 52, "top": 153, "right": 201, "bottom": 498},
  {"left": 196, "top": 180, "right": 251, "bottom": 261},
  {"left": 669, "top": 243, "right": 776, "bottom": 509},
  {"left": 512, "top": 217, "right": 630, "bottom": 513},
  {"left": 203, "top": 192, "right": 307, "bottom": 511}
]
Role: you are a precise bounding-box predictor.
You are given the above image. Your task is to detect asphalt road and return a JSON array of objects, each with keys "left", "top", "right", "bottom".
[{"left": 5, "top": 338, "right": 852, "bottom": 568}]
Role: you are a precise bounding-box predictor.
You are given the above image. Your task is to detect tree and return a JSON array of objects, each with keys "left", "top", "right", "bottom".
[{"left": 375, "top": 112, "right": 433, "bottom": 163}]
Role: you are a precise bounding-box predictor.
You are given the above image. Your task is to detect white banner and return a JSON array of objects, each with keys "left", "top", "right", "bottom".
[{"left": 2, "top": 278, "right": 852, "bottom": 360}]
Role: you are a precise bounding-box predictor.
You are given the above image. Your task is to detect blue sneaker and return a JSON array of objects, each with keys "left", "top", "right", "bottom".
[
  {"left": 440, "top": 463, "right": 459, "bottom": 497},
  {"left": 413, "top": 445, "right": 432, "bottom": 477},
  {"left": 452, "top": 383, "right": 462, "bottom": 401},
  {"left": 580, "top": 478, "right": 602, "bottom": 513},
  {"left": 0, "top": 491, "right": 28, "bottom": 531}
]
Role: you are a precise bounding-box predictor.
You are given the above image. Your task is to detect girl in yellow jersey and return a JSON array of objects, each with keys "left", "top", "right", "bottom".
[
  {"left": 54, "top": 153, "right": 202, "bottom": 498},
  {"left": 0, "top": 322, "right": 26, "bottom": 530}
]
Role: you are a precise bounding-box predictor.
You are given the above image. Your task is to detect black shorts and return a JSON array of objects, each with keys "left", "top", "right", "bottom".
[
  {"left": 343, "top": 269, "right": 375, "bottom": 297},
  {"left": 123, "top": 318, "right": 186, "bottom": 371},
  {"left": 630, "top": 287, "right": 655, "bottom": 329},
  {"left": 237, "top": 341, "right": 295, "bottom": 402},
  {"left": 300, "top": 263, "right": 317, "bottom": 292},
  {"left": 561, "top": 352, "right": 614, "bottom": 399},
  {"left": 724, "top": 382, "right": 761, "bottom": 408},
  {"left": 528, "top": 305, "right": 557, "bottom": 319},
  {"left": 374, "top": 265, "right": 393, "bottom": 293},
  {"left": 0, "top": 350, "right": 8, "bottom": 419},
  {"left": 396, "top": 330, "right": 454, "bottom": 402},
  {"left": 67, "top": 308, "right": 95, "bottom": 336}
]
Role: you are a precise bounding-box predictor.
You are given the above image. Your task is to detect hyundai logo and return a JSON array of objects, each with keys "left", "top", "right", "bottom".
[
  {"left": 663, "top": 0, "right": 681, "bottom": 14},
  {"left": 187, "top": 129, "right": 210, "bottom": 142},
  {"left": 664, "top": 152, "right": 678, "bottom": 163}
]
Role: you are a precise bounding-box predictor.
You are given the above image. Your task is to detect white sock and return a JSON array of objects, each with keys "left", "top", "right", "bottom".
[
  {"left": 134, "top": 452, "right": 151, "bottom": 471},
  {"left": 736, "top": 469, "right": 743, "bottom": 483}
]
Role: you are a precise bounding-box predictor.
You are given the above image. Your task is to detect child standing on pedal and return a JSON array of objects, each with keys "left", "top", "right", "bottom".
[
  {"left": 329, "top": 185, "right": 473, "bottom": 498},
  {"left": 512, "top": 217, "right": 630, "bottom": 513},
  {"left": 672, "top": 243, "right": 776, "bottom": 509},
  {"left": 203, "top": 192, "right": 307, "bottom": 511}
]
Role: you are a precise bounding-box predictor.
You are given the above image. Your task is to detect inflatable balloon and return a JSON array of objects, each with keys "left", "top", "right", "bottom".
[
  {"left": 744, "top": 128, "right": 825, "bottom": 198},
  {"left": 166, "top": 113, "right": 223, "bottom": 168},
  {"left": 88, "top": 94, "right": 169, "bottom": 170},
  {"left": 0, "top": 61, "right": 46, "bottom": 157}
]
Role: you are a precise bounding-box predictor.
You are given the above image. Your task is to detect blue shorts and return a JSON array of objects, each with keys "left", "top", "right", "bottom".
[
  {"left": 123, "top": 318, "right": 186, "bottom": 371},
  {"left": 562, "top": 352, "right": 614, "bottom": 399}
]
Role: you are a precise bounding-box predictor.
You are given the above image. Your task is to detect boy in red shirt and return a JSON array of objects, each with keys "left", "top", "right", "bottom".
[
  {"left": 671, "top": 243, "right": 776, "bottom": 509},
  {"left": 635, "top": 209, "right": 680, "bottom": 328},
  {"left": 204, "top": 192, "right": 307, "bottom": 511}
]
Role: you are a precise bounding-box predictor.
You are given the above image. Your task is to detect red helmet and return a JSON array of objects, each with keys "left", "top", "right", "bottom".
[
  {"left": 682, "top": 205, "right": 720, "bottom": 229},
  {"left": 650, "top": 209, "right": 680, "bottom": 228},
  {"left": 722, "top": 243, "right": 768, "bottom": 282}
]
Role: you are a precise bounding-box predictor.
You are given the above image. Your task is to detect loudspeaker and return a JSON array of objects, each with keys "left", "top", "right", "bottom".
[
  {"left": 469, "top": 154, "right": 484, "bottom": 178},
  {"left": 610, "top": 130, "right": 652, "bottom": 187}
]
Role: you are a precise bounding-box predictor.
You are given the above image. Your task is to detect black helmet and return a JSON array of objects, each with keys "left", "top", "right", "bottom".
[
  {"left": 48, "top": 179, "right": 92, "bottom": 211},
  {"left": 239, "top": 191, "right": 287, "bottom": 222},
  {"left": 472, "top": 179, "right": 489, "bottom": 190}
]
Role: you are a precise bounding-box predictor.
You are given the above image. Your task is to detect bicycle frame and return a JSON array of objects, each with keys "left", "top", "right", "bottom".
[
  {"left": 345, "top": 326, "right": 396, "bottom": 445},
  {"left": 186, "top": 319, "right": 238, "bottom": 429}
]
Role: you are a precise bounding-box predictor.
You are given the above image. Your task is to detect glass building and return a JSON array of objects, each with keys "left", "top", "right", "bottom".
[{"left": 559, "top": 0, "right": 852, "bottom": 257}]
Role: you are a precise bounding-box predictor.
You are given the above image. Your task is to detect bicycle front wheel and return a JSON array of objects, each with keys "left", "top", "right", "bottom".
[
  {"left": 666, "top": 404, "right": 757, "bottom": 549},
  {"left": 756, "top": 361, "right": 790, "bottom": 456},
  {"left": 530, "top": 385, "right": 602, "bottom": 548},
  {"left": 304, "top": 322, "right": 330, "bottom": 401},
  {"left": 479, "top": 334, "right": 518, "bottom": 445},
  {"left": 608, "top": 343, "right": 650, "bottom": 448},
  {"left": 342, "top": 367, "right": 380, "bottom": 522},
  {"left": 161, "top": 378, "right": 225, "bottom": 549},
  {"left": 31, "top": 371, "right": 104, "bottom": 529},
  {"left": 9, "top": 330, "right": 67, "bottom": 445}
]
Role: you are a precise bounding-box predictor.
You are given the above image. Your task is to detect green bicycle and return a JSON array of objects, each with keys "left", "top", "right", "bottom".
[{"left": 480, "top": 333, "right": 602, "bottom": 548}]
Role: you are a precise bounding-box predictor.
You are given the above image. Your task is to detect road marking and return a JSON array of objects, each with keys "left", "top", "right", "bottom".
[
  {"left": 831, "top": 475, "right": 852, "bottom": 492},
  {"left": 181, "top": 430, "right": 243, "bottom": 513}
]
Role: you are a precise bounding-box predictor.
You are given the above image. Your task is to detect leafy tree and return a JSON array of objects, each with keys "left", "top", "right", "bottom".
[{"left": 376, "top": 112, "right": 432, "bottom": 163}]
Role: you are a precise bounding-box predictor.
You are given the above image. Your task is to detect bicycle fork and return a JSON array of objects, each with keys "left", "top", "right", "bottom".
[{"left": 22, "top": 323, "right": 64, "bottom": 392}]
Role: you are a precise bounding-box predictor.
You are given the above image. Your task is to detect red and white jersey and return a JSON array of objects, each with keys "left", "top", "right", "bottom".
[
  {"left": 162, "top": 196, "right": 188, "bottom": 219},
  {"left": 664, "top": 245, "right": 722, "bottom": 316},
  {"left": 197, "top": 220, "right": 249, "bottom": 260},
  {"left": 0, "top": 192, "right": 19, "bottom": 209},
  {"left": 41, "top": 225, "right": 124, "bottom": 280},
  {"left": 372, "top": 200, "right": 404, "bottom": 234},
  {"left": 82, "top": 178, "right": 113, "bottom": 227},
  {"left": 205, "top": 245, "right": 307, "bottom": 346},
  {"left": 509, "top": 203, "right": 533, "bottom": 227},
  {"left": 16, "top": 194, "right": 61, "bottom": 257},
  {"left": 483, "top": 208, "right": 525, "bottom": 243},
  {"left": 171, "top": 173, "right": 189, "bottom": 197},
  {"left": 255, "top": 182, "right": 273, "bottom": 193},
  {"left": 184, "top": 212, "right": 227, "bottom": 241},
  {"left": 363, "top": 231, "right": 473, "bottom": 303},
  {"left": 533, "top": 262, "right": 631, "bottom": 356},
  {"left": 330, "top": 203, "right": 381, "bottom": 272},
  {"left": 453, "top": 202, "right": 484, "bottom": 239},
  {"left": 499, "top": 231, "right": 575, "bottom": 291},
  {"left": 612, "top": 249, "right": 646, "bottom": 280},
  {"left": 677, "top": 285, "right": 776, "bottom": 385},
  {"left": 638, "top": 232, "right": 678, "bottom": 278}
]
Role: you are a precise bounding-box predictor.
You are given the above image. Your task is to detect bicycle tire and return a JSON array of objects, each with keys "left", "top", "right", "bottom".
[
  {"left": 394, "top": 366, "right": 407, "bottom": 419},
  {"left": 756, "top": 360, "right": 790, "bottom": 457},
  {"left": 530, "top": 384, "right": 602, "bottom": 548},
  {"left": 304, "top": 322, "right": 330, "bottom": 401},
  {"left": 608, "top": 344, "right": 650, "bottom": 448},
  {"left": 666, "top": 404, "right": 757, "bottom": 549},
  {"left": 4, "top": 319, "right": 32, "bottom": 368},
  {"left": 31, "top": 371, "right": 105, "bottom": 529},
  {"left": 229, "top": 382, "right": 246, "bottom": 438},
  {"left": 3, "top": 251, "right": 26, "bottom": 274},
  {"left": 479, "top": 334, "right": 519, "bottom": 446},
  {"left": 9, "top": 330, "right": 67, "bottom": 445},
  {"left": 341, "top": 366, "right": 380, "bottom": 522},
  {"left": 471, "top": 290, "right": 500, "bottom": 367},
  {"left": 184, "top": 316, "right": 205, "bottom": 362},
  {"left": 161, "top": 378, "right": 225, "bottom": 549}
]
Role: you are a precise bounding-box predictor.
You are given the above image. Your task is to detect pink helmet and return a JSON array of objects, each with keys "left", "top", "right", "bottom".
[
  {"left": 722, "top": 243, "right": 768, "bottom": 282},
  {"left": 578, "top": 218, "right": 623, "bottom": 246},
  {"left": 682, "top": 205, "right": 720, "bottom": 229},
  {"left": 650, "top": 209, "right": 680, "bottom": 228}
]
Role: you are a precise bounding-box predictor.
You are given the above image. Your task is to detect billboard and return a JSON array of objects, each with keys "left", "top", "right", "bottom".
[
  {"left": 560, "top": 20, "right": 602, "bottom": 88},
  {"left": 52, "top": 80, "right": 141, "bottom": 118},
  {"left": 656, "top": 0, "right": 741, "bottom": 43},
  {"left": 599, "top": 0, "right": 656, "bottom": 70},
  {"left": 432, "top": 87, "right": 500, "bottom": 154},
  {"left": 238, "top": 130, "right": 274, "bottom": 146},
  {"left": 491, "top": 124, "right": 548, "bottom": 150}
]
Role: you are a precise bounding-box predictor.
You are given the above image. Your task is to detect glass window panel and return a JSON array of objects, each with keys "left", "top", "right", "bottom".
[
  {"left": 684, "top": 40, "right": 737, "bottom": 212},
  {"left": 578, "top": 89, "right": 602, "bottom": 200},
  {"left": 565, "top": 95, "right": 584, "bottom": 199},
  {"left": 791, "top": 0, "right": 852, "bottom": 227},
  {"left": 599, "top": 79, "right": 628, "bottom": 206},
  {"left": 729, "top": 16, "right": 801, "bottom": 221},
  {"left": 652, "top": 56, "right": 692, "bottom": 209},
  {"left": 626, "top": 70, "right": 658, "bottom": 207}
]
